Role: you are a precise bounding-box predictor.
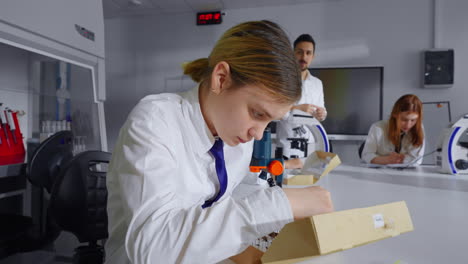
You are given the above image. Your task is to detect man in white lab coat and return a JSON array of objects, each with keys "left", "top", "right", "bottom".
[{"left": 277, "top": 34, "right": 327, "bottom": 169}]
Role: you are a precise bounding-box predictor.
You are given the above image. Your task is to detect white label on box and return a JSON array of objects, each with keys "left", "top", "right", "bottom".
[{"left": 373, "top": 213, "right": 385, "bottom": 228}]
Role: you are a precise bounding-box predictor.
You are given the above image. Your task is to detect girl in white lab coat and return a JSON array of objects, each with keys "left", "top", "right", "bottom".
[
  {"left": 361, "top": 94, "right": 425, "bottom": 165},
  {"left": 105, "top": 20, "right": 333, "bottom": 264}
]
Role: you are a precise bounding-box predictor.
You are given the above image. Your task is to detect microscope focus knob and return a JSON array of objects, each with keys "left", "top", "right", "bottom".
[
  {"left": 268, "top": 160, "right": 284, "bottom": 176},
  {"left": 455, "top": 159, "right": 468, "bottom": 170}
]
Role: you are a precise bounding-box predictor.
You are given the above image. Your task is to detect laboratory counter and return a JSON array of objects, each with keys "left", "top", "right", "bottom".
[{"left": 299, "top": 164, "right": 468, "bottom": 264}]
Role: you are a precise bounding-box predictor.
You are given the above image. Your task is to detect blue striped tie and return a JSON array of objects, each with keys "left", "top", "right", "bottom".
[{"left": 202, "top": 138, "right": 228, "bottom": 209}]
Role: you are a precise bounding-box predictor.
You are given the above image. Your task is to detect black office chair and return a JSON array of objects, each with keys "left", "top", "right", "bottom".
[
  {"left": 49, "top": 150, "right": 111, "bottom": 264},
  {"left": 0, "top": 131, "right": 73, "bottom": 258}
]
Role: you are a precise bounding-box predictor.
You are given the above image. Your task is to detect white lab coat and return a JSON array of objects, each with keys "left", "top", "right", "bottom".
[
  {"left": 105, "top": 86, "right": 293, "bottom": 264},
  {"left": 361, "top": 120, "right": 425, "bottom": 164},
  {"left": 296, "top": 70, "right": 325, "bottom": 109},
  {"left": 276, "top": 70, "right": 326, "bottom": 158}
]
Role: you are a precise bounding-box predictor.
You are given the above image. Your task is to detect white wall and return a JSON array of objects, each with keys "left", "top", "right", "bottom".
[
  {"left": 104, "top": 0, "right": 468, "bottom": 164},
  {"left": 104, "top": 17, "right": 137, "bottom": 148}
]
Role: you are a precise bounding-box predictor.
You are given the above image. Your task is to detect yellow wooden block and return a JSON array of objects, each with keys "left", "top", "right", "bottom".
[{"left": 260, "top": 201, "right": 414, "bottom": 264}]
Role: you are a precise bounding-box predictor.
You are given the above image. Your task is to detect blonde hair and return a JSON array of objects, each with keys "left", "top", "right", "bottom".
[
  {"left": 183, "top": 20, "right": 301, "bottom": 104},
  {"left": 388, "top": 94, "right": 424, "bottom": 147}
]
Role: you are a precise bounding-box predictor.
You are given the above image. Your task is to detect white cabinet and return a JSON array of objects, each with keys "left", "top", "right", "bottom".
[
  {"left": 0, "top": 1, "right": 107, "bottom": 241},
  {"left": 0, "top": 42, "right": 105, "bottom": 156},
  {"left": 0, "top": 0, "right": 107, "bottom": 153},
  {"left": 0, "top": 0, "right": 105, "bottom": 58}
]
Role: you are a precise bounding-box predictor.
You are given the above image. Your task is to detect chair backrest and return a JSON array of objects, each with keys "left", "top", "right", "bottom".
[
  {"left": 28, "top": 131, "right": 74, "bottom": 192},
  {"left": 49, "top": 150, "right": 111, "bottom": 243}
]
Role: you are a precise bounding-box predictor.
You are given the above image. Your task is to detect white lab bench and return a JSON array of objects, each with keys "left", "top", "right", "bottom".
[{"left": 299, "top": 164, "right": 468, "bottom": 264}]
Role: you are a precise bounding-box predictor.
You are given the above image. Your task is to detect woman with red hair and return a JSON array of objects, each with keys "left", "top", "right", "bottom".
[{"left": 361, "top": 94, "right": 425, "bottom": 165}]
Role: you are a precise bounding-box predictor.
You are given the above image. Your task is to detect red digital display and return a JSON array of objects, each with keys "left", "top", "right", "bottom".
[{"left": 197, "top": 11, "right": 222, "bottom": 25}]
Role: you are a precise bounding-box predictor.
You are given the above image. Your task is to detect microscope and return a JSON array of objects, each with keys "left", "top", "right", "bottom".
[
  {"left": 285, "top": 110, "right": 330, "bottom": 159},
  {"left": 437, "top": 114, "right": 468, "bottom": 175},
  {"left": 250, "top": 128, "right": 285, "bottom": 187}
]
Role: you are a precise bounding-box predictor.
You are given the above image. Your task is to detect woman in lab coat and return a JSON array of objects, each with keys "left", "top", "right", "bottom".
[
  {"left": 361, "top": 94, "right": 425, "bottom": 165},
  {"left": 105, "top": 20, "right": 334, "bottom": 264}
]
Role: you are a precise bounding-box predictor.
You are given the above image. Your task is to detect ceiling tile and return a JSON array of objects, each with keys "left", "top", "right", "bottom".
[
  {"left": 150, "top": 0, "right": 194, "bottom": 13},
  {"left": 184, "top": 0, "right": 224, "bottom": 12},
  {"left": 103, "top": 0, "right": 335, "bottom": 18},
  {"left": 111, "top": 0, "right": 156, "bottom": 10}
]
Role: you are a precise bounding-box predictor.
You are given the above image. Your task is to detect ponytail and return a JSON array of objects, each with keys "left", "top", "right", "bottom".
[{"left": 183, "top": 58, "right": 210, "bottom": 83}]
